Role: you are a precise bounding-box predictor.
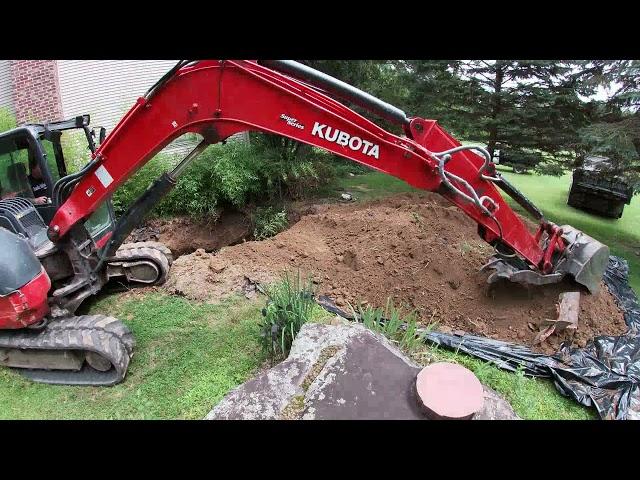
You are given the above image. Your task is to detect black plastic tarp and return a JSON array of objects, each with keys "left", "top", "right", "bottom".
[{"left": 317, "top": 256, "right": 640, "bottom": 420}]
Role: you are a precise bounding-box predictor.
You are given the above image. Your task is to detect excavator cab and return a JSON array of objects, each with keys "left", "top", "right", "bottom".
[{"left": 0, "top": 115, "right": 116, "bottom": 246}]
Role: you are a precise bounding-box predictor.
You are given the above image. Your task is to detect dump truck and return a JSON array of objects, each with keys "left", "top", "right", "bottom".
[
  {"left": 567, "top": 155, "right": 634, "bottom": 218},
  {"left": 492, "top": 145, "right": 544, "bottom": 174}
]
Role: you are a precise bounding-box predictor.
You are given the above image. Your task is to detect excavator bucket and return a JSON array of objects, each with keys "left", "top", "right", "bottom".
[
  {"left": 556, "top": 225, "right": 610, "bottom": 294},
  {"left": 482, "top": 225, "right": 609, "bottom": 295}
]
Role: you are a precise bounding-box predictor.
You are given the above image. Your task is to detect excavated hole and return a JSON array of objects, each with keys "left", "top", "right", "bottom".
[{"left": 125, "top": 206, "right": 309, "bottom": 259}]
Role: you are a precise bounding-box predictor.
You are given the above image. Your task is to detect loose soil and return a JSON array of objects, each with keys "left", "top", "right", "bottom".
[{"left": 161, "top": 192, "right": 628, "bottom": 354}]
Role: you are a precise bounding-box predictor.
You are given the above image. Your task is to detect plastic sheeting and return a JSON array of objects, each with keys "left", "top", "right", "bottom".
[
  {"left": 603, "top": 256, "right": 640, "bottom": 330},
  {"left": 316, "top": 256, "right": 640, "bottom": 420}
]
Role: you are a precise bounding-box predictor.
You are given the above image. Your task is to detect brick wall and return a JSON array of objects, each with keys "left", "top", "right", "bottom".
[{"left": 10, "top": 60, "right": 63, "bottom": 125}]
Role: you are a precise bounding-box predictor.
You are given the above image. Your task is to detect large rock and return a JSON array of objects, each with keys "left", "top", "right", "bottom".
[{"left": 206, "top": 321, "right": 519, "bottom": 420}]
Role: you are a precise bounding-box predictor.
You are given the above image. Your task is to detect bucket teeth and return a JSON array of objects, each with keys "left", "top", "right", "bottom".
[{"left": 481, "top": 258, "right": 564, "bottom": 287}]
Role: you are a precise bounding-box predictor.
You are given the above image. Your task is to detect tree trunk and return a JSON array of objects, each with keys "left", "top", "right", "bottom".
[
  {"left": 487, "top": 64, "right": 504, "bottom": 158},
  {"left": 633, "top": 111, "right": 640, "bottom": 158}
]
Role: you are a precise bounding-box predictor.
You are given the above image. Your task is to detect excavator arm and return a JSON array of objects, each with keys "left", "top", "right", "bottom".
[{"left": 47, "top": 60, "right": 609, "bottom": 293}]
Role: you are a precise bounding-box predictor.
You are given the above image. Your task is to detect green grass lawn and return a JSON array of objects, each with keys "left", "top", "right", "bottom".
[
  {"left": 0, "top": 280, "right": 595, "bottom": 420},
  {"left": 424, "top": 346, "right": 596, "bottom": 419},
  {"left": 319, "top": 168, "right": 417, "bottom": 201},
  {"left": 0, "top": 292, "right": 266, "bottom": 419}
]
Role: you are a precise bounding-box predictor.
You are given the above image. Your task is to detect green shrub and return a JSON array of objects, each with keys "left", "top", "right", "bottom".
[
  {"left": 112, "top": 136, "right": 337, "bottom": 218},
  {"left": 111, "top": 152, "right": 176, "bottom": 215},
  {"left": 208, "top": 141, "right": 262, "bottom": 207},
  {"left": 60, "top": 130, "right": 92, "bottom": 173},
  {"left": 253, "top": 206, "right": 288, "bottom": 240},
  {"left": 249, "top": 136, "right": 320, "bottom": 200},
  {"left": 259, "top": 272, "right": 315, "bottom": 361}
]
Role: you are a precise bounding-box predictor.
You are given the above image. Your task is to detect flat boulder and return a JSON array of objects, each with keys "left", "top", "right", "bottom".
[{"left": 205, "top": 321, "right": 519, "bottom": 420}]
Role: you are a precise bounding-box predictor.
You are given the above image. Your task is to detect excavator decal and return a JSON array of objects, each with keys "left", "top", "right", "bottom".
[
  {"left": 280, "top": 114, "right": 305, "bottom": 130},
  {"left": 311, "top": 122, "right": 380, "bottom": 159}
]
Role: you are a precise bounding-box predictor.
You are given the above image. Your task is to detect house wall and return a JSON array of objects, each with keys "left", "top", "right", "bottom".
[
  {"left": 0, "top": 60, "right": 14, "bottom": 114},
  {"left": 9, "top": 60, "right": 63, "bottom": 124},
  {"left": 56, "top": 60, "right": 246, "bottom": 155},
  {"left": 57, "top": 60, "right": 178, "bottom": 131},
  {"left": 1, "top": 60, "right": 248, "bottom": 154}
]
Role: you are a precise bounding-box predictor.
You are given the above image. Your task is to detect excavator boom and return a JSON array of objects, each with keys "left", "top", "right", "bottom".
[{"left": 47, "top": 59, "right": 608, "bottom": 293}]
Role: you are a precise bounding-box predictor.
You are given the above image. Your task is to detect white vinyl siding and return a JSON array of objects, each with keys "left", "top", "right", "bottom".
[
  {"left": 57, "top": 60, "right": 248, "bottom": 156},
  {"left": 57, "top": 60, "right": 200, "bottom": 154},
  {"left": 58, "top": 60, "right": 178, "bottom": 130},
  {"left": 0, "top": 60, "right": 14, "bottom": 114}
]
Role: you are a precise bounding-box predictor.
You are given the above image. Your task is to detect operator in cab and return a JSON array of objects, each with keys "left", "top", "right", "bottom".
[{"left": 28, "top": 153, "right": 50, "bottom": 205}]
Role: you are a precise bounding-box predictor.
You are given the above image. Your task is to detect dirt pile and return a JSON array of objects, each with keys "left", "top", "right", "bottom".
[{"left": 164, "top": 192, "right": 627, "bottom": 353}]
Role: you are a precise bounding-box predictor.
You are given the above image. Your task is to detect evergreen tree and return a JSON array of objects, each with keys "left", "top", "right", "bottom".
[
  {"left": 454, "top": 60, "right": 589, "bottom": 174},
  {"left": 575, "top": 60, "right": 640, "bottom": 193},
  {"left": 382, "top": 60, "right": 589, "bottom": 175},
  {"left": 387, "top": 60, "right": 485, "bottom": 139}
]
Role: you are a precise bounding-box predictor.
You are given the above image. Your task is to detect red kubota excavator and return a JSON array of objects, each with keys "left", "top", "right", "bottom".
[{"left": 0, "top": 60, "right": 610, "bottom": 386}]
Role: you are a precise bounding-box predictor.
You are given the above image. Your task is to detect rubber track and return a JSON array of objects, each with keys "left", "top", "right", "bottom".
[
  {"left": 0, "top": 315, "right": 135, "bottom": 386},
  {"left": 110, "top": 242, "right": 173, "bottom": 285},
  {"left": 117, "top": 241, "right": 174, "bottom": 265}
]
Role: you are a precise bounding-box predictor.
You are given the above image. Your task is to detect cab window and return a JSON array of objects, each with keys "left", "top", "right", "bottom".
[
  {"left": 0, "top": 142, "right": 35, "bottom": 201},
  {"left": 41, "top": 139, "right": 61, "bottom": 183}
]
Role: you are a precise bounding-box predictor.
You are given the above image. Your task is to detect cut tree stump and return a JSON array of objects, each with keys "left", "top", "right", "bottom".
[
  {"left": 556, "top": 291, "right": 580, "bottom": 331},
  {"left": 534, "top": 291, "right": 581, "bottom": 344}
]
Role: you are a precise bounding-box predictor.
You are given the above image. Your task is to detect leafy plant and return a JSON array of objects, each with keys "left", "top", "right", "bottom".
[
  {"left": 59, "top": 130, "right": 93, "bottom": 173},
  {"left": 112, "top": 136, "right": 334, "bottom": 218},
  {"left": 259, "top": 271, "right": 315, "bottom": 361},
  {"left": 350, "top": 299, "right": 426, "bottom": 353},
  {"left": 253, "top": 206, "right": 288, "bottom": 240}
]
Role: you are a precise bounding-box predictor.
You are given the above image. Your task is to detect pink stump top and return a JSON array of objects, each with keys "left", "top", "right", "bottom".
[{"left": 415, "top": 362, "right": 484, "bottom": 420}]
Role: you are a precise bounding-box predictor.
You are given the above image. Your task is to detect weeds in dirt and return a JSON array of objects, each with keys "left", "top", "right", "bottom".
[
  {"left": 411, "top": 212, "right": 426, "bottom": 231},
  {"left": 349, "top": 299, "right": 427, "bottom": 353},
  {"left": 259, "top": 271, "right": 315, "bottom": 361},
  {"left": 253, "top": 206, "right": 289, "bottom": 240}
]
